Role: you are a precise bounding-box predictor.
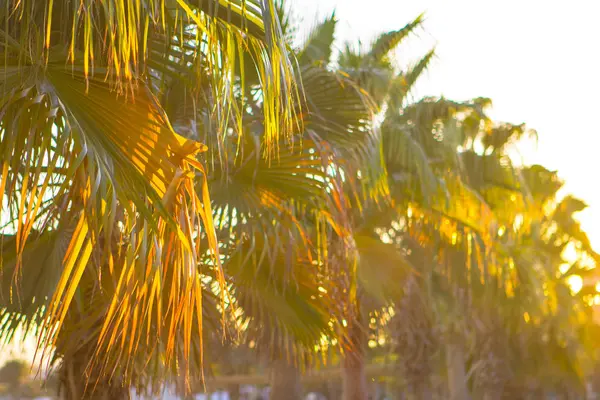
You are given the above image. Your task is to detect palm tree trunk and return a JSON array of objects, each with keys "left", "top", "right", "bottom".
[
  {"left": 226, "top": 383, "right": 241, "bottom": 400},
  {"left": 269, "top": 359, "right": 303, "bottom": 400},
  {"left": 446, "top": 340, "right": 471, "bottom": 400},
  {"left": 342, "top": 314, "right": 369, "bottom": 400},
  {"left": 405, "top": 382, "right": 433, "bottom": 400},
  {"left": 481, "top": 392, "right": 502, "bottom": 400}
]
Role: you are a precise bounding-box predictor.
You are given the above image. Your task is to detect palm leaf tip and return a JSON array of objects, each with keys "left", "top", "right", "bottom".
[
  {"left": 368, "top": 12, "right": 425, "bottom": 62},
  {"left": 298, "top": 13, "right": 338, "bottom": 66},
  {"left": 387, "top": 48, "right": 436, "bottom": 110}
]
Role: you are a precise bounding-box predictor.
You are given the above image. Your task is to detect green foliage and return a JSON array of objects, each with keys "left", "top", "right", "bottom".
[
  {"left": 0, "top": 2, "right": 597, "bottom": 399},
  {"left": 298, "top": 14, "right": 337, "bottom": 66}
]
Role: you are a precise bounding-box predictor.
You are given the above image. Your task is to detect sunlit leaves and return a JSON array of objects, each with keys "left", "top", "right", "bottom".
[
  {"left": 0, "top": 0, "right": 311, "bottom": 392},
  {"left": 0, "top": 60, "right": 221, "bottom": 389},
  {"left": 224, "top": 236, "right": 333, "bottom": 357}
]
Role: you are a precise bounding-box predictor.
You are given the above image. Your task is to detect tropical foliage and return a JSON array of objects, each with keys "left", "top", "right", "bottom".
[
  {"left": 0, "top": 0, "right": 303, "bottom": 397},
  {"left": 0, "top": 1, "right": 599, "bottom": 400}
]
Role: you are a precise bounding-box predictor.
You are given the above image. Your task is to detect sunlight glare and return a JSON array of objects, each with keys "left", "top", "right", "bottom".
[{"left": 567, "top": 275, "right": 583, "bottom": 294}]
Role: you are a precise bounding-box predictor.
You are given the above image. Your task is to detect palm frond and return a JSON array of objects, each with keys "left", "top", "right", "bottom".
[
  {"left": 300, "top": 66, "right": 373, "bottom": 150},
  {"left": 354, "top": 233, "right": 414, "bottom": 308},
  {"left": 552, "top": 196, "right": 600, "bottom": 261},
  {"left": 1, "top": 0, "right": 302, "bottom": 152},
  {"left": 336, "top": 14, "right": 425, "bottom": 108},
  {"left": 298, "top": 65, "right": 391, "bottom": 203},
  {"left": 382, "top": 121, "right": 441, "bottom": 202},
  {"left": 0, "top": 61, "right": 223, "bottom": 387},
  {"left": 0, "top": 231, "right": 66, "bottom": 314},
  {"left": 224, "top": 237, "right": 333, "bottom": 358},
  {"left": 386, "top": 48, "right": 435, "bottom": 113},
  {"left": 298, "top": 14, "right": 337, "bottom": 67},
  {"left": 460, "top": 152, "right": 521, "bottom": 192},
  {"left": 481, "top": 123, "right": 537, "bottom": 152},
  {"left": 367, "top": 13, "right": 425, "bottom": 62},
  {"left": 521, "top": 165, "right": 564, "bottom": 207}
]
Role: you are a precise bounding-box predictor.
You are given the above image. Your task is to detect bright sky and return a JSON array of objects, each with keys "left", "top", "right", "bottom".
[{"left": 293, "top": 0, "right": 600, "bottom": 251}]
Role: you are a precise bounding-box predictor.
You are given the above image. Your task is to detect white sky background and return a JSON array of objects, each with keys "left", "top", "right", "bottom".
[{"left": 292, "top": 0, "right": 600, "bottom": 251}]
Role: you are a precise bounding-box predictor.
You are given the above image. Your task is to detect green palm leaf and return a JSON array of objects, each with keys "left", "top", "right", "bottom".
[
  {"left": 298, "top": 14, "right": 337, "bottom": 67},
  {"left": 386, "top": 48, "right": 436, "bottom": 113},
  {"left": 224, "top": 237, "right": 333, "bottom": 355},
  {"left": 368, "top": 13, "right": 425, "bottom": 62}
]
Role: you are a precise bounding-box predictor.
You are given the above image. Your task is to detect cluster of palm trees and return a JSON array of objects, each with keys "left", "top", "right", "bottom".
[{"left": 0, "top": 1, "right": 598, "bottom": 399}]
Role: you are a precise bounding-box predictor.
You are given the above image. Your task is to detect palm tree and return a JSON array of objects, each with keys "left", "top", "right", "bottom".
[
  {"left": 325, "top": 15, "right": 438, "bottom": 400},
  {"left": 441, "top": 118, "right": 598, "bottom": 400},
  {"left": 120, "top": 5, "right": 380, "bottom": 399},
  {"left": 379, "top": 92, "right": 600, "bottom": 400},
  {"left": 491, "top": 166, "right": 600, "bottom": 399},
  {"left": 199, "top": 8, "right": 377, "bottom": 399},
  {"left": 0, "top": 1, "right": 302, "bottom": 398},
  {"left": 195, "top": 10, "right": 435, "bottom": 400},
  {"left": 376, "top": 95, "right": 533, "bottom": 399},
  {"left": 3, "top": 3, "right": 598, "bottom": 400}
]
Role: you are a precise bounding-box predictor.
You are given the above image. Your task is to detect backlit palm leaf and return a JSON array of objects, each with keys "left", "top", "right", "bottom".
[
  {"left": 225, "top": 237, "right": 333, "bottom": 358},
  {"left": 298, "top": 14, "right": 337, "bottom": 67},
  {"left": 386, "top": 49, "right": 436, "bottom": 113},
  {"left": 2, "top": 0, "right": 301, "bottom": 150},
  {"left": 338, "top": 14, "right": 427, "bottom": 107},
  {"left": 368, "top": 14, "right": 425, "bottom": 63},
  {"left": 0, "top": 58, "right": 222, "bottom": 383}
]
